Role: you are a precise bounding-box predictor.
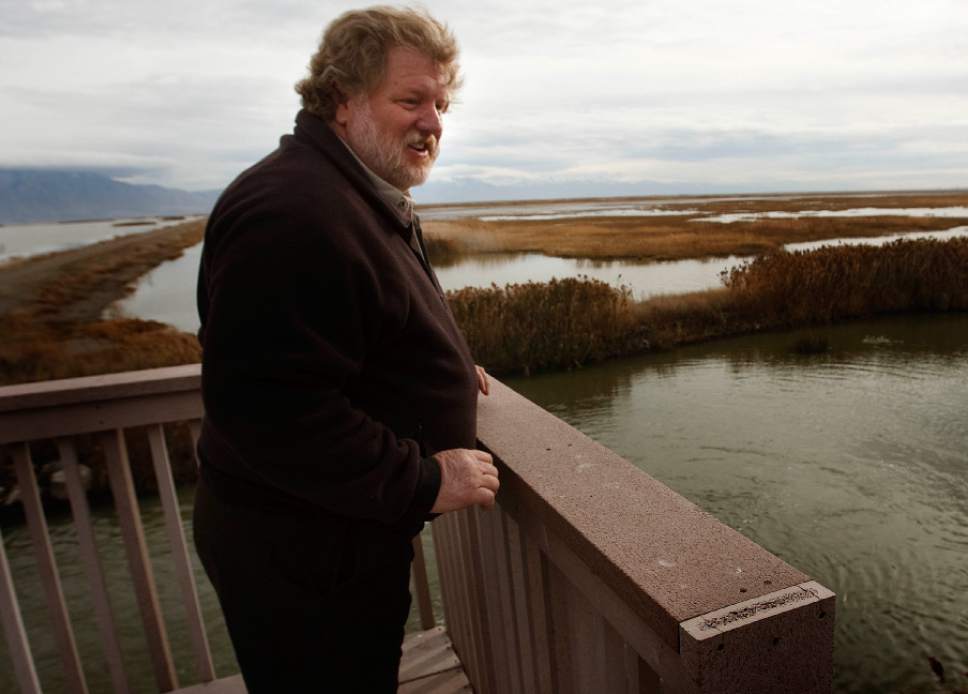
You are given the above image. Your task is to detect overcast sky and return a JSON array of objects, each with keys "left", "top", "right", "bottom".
[{"left": 1, "top": 0, "right": 966, "bottom": 201}]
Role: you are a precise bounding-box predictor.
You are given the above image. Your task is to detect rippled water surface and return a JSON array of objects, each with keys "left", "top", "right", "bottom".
[{"left": 507, "top": 314, "right": 968, "bottom": 694}]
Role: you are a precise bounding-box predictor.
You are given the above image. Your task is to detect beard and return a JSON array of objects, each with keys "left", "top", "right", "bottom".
[{"left": 345, "top": 100, "right": 438, "bottom": 191}]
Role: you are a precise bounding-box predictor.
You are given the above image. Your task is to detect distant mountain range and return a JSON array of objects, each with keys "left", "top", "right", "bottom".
[{"left": 0, "top": 169, "right": 221, "bottom": 224}]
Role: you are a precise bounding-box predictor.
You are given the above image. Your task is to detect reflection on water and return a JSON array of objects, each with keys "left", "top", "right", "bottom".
[
  {"left": 784, "top": 225, "right": 968, "bottom": 253},
  {"left": 508, "top": 314, "right": 968, "bottom": 694},
  {"left": 113, "top": 243, "right": 204, "bottom": 332},
  {"left": 115, "top": 225, "right": 968, "bottom": 335},
  {"left": 0, "top": 216, "right": 201, "bottom": 264},
  {"left": 700, "top": 206, "right": 968, "bottom": 223},
  {"left": 433, "top": 252, "right": 740, "bottom": 299},
  {"left": 479, "top": 208, "right": 699, "bottom": 221}
]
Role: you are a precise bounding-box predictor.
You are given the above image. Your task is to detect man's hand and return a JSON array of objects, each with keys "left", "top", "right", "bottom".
[
  {"left": 430, "top": 448, "right": 499, "bottom": 513},
  {"left": 475, "top": 365, "right": 489, "bottom": 395}
]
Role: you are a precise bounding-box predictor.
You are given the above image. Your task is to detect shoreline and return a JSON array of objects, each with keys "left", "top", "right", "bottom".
[
  {"left": 0, "top": 219, "right": 204, "bottom": 386},
  {"left": 2, "top": 191, "right": 968, "bottom": 386}
]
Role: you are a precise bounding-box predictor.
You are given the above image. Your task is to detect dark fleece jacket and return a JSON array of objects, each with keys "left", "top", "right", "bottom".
[{"left": 196, "top": 110, "right": 478, "bottom": 536}]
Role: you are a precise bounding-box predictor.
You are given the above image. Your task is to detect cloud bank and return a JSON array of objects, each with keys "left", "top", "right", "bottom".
[{"left": 1, "top": 0, "right": 966, "bottom": 200}]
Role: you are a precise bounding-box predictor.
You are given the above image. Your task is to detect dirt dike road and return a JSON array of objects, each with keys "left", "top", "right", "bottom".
[{"left": 0, "top": 219, "right": 204, "bottom": 323}]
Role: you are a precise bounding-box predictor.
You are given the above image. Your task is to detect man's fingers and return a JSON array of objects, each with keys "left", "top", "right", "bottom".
[
  {"left": 475, "top": 488, "right": 496, "bottom": 508},
  {"left": 470, "top": 450, "right": 492, "bottom": 464},
  {"left": 480, "top": 462, "right": 499, "bottom": 478},
  {"left": 478, "top": 474, "right": 500, "bottom": 493},
  {"left": 476, "top": 365, "right": 489, "bottom": 396}
]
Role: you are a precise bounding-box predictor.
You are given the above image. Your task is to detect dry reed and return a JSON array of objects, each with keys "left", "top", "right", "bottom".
[
  {"left": 447, "top": 278, "right": 642, "bottom": 375},
  {"left": 450, "top": 237, "right": 968, "bottom": 374}
]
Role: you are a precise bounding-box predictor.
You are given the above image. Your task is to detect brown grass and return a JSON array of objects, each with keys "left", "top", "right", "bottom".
[
  {"left": 722, "top": 237, "right": 968, "bottom": 325},
  {"left": 424, "top": 191, "right": 968, "bottom": 261},
  {"left": 448, "top": 278, "right": 643, "bottom": 375},
  {"left": 450, "top": 237, "right": 968, "bottom": 374}
]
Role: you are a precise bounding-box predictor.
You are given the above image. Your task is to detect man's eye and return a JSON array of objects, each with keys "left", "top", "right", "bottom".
[{"left": 436, "top": 102, "right": 449, "bottom": 114}]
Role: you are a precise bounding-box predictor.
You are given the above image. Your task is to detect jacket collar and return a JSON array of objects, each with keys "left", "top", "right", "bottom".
[{"left": 292, "top": 109, "right": 414, "bottom": 238}]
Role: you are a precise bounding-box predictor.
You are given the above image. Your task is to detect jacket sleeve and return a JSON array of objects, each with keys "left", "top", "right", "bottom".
[{"left": 199, "top": 207, "right": 441, "bottom": 526}]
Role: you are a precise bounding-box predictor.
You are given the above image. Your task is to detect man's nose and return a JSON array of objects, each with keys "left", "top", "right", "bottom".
[{"left": 416, "top": 103, "right": 443, "bottom": 139}]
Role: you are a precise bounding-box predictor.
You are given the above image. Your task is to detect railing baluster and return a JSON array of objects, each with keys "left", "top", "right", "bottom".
[
  {"left": 98, "top": 429, "right": 177, "bottom": 692},
  {"left": 187, "top": 420, "right": 201, "bottom": 467},
  {"left": 0, "top": 523, "right": 43, "bottom": 694},
  {"left": 620, "top": 640, "right": 648, "bottom": 694},
  {"left": 523, "top": 536, "right": 556, "bottom": 694},
  {"left": 546, "top": 561, "right": 576, "bottom": 694},
  {"left": 440, "top": 511, "right": 478, "bottom": 686},
  {"left": 478, "top": 506, "right": 519, "bottom": 693},
  {"left": 503, "top": 513, "right": 539, "bottom": 693},
  {"left": 452, "top": 509, "right": 484, "bottom": 690},
  {"left": 433, "top": 514, "right": 474, "bottom": 680},
  {"left": 58, "top": 437, "right": 131, "bottom": 694},
  {"left": 602, "top": 613, "right": 632, "bottom": 692},
  {"left": 460, "top": 508, "right": 495, "bottom": 694},
  {"left": 146, "top": 424, "right": 215, "bottom": 682},
  {"left": 410, "top": 532, "right": 435, "bottom": 630},
  {"left": 12, "top": 442, "right": 89, "bottom": 694},
  {"left": 569, "top": 588, "right": 608, "bottom": 692}
]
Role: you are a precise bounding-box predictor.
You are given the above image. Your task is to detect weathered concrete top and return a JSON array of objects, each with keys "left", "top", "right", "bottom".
[{"left": 476, "top": 379, "right": 810, "bottom": 650}]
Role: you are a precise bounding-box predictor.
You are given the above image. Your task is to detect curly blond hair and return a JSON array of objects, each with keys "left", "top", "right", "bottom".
[{"left": 295, "top": 6, "right": 462, "bottom": 121}]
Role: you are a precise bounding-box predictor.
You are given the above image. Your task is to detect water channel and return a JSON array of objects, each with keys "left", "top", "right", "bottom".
[
  {"left": 0, "top": 217, "right": 203, "bottom": 265},
  {"left": 112, "top": 226, "right": 968, "bottom": 334},
  {"left": 505, "top": 313, "right": 968, "bottom": 694}
]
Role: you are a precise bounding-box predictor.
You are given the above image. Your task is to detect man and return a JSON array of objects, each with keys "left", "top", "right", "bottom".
[{"left": 192, "top": 7, "right": 498, "bottom": 692}]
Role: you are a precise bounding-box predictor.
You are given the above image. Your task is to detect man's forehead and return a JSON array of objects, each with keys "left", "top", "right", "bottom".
[{"left": 380, "top": 46, "right": 451, "bottom": 91}]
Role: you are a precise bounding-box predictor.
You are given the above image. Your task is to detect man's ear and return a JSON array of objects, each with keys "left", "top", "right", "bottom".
[{"left": 332, "top": 84, "right": 351, "bottom": 127}]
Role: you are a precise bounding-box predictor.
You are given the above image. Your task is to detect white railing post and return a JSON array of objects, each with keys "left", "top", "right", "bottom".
[
  {"left": 146, "top": 424, "right": 216, "bottom": 682},
  {"left": 0, "top": 523, "right": 43, "bottom": 694},
  {"left": 58, "top": 437, "right": 131, "bottom": 694},
  {"left": 12, "top": 442, "right": 89, "bottom": 694},
  {"left": 98, "top": 429, "right": 178, "bottom": 692}
]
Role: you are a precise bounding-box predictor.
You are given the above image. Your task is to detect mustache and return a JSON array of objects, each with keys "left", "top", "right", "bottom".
[{"left": 407, "top": 133, "right": 438, "bottom": 155}]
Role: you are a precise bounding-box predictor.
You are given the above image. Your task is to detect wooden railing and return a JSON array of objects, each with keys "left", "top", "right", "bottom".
[
  {"left": 0, "top": 365, "right": 835, "bottom": 693},
  {"left": 0, "top": 365, "right": 435, "bottom": 693}
]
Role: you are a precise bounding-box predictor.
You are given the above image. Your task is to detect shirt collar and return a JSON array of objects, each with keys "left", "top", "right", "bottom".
[{"left": 337, "top": 136, "right": 414, "bottom": 227}]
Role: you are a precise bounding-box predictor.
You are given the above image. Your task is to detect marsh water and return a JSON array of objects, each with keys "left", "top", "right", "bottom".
[
  {"left": 506, "top": 313, "right": 968, "bottom": 694},
  {"left": 112, "top": 225, "right": 968, "bottom": 332},
  {"left": 0, "top": 216, "right": 202, "bottom": 264}
]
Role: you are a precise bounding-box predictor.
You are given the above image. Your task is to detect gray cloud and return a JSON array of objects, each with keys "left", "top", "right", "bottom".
[{"left": 1, "top": 0, "right": 966, "bottom": 196}]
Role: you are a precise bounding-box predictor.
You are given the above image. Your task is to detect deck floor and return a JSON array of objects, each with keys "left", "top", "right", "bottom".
[{"left": 174, "top": 626, "right": 470, "bottom": 694}]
